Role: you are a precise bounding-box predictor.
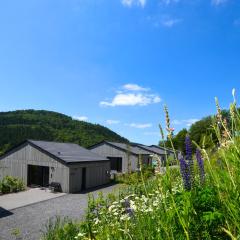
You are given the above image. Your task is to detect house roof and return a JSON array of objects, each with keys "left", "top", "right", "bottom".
[
  {"left": 0, "top": 140, "right": 109, "bottom": 164},
  {"left": 89, "top": 141, "right": 152, "bottom": 155},
  {"left": 130, "top": 143, "right": 165, "bottom": 155},
  {"left": 107, "top": 141, "right": 152, "bottom": 155},
  {"left": 150, "top": 145, "right": 178, "bottom": 154},
  {"left": 130, "top": 143, "right": 177, "bottom": 155}
]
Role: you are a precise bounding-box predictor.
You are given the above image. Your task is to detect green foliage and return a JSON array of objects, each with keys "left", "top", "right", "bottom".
[
  {"left": 0, "top": 176, "right": 25, "bottom": 194},
  {"left": 42, "top": 217, "right": 80, "bottom": 240},
  {"left": 0, "top": 110, "right": 128, "bottom": 153},
  {"left": 189, "top": 116, "right": 216, "bottom": 150},
  {"left": 160, "top": 128, "right": 188, "bottom": 152},
  {"left": 160, "top": 109, "right": 233, "bottom": 152},
  {"left": 115, "top": 166, "right": 154, "bottom": 185}
]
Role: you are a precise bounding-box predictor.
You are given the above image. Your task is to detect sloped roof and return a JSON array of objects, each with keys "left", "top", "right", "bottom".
[
  {"left": 131, "top": 143, "right": 175, "bottom": 155},
  {"left": 150, "top": 145, "right": 177, "bottom": 154},
  {"left": 130, "top": 143, "right": 164, "bottom": 155},
  {"left": 0, "top": 140, "right": 108, "bottom": 164},
  {"left": 107, "top": 142, "right": 152, "bottom": 155},
  {"left": 29, "top": 140, "right": 109, "bottom": 163},
  {"left": 89, "top": 141, "right": 152, "bottom": 155}
]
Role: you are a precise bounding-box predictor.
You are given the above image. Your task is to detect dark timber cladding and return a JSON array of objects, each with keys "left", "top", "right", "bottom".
[
  {"left": 89, "top": 141, "right": 153, "bottom": 173},
  {"left": 0, "top": 140, "right": 111, "bottom": 193}
]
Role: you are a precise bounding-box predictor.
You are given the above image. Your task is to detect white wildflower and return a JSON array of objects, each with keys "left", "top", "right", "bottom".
[
  {"left": 75, "top": 232, "right": 85, "bottom": 239},
  {"left": 120, "top": 214, "right": 130, "bottom": 221},
  {"left": 108, "top": 205, "right": 115, "bottom": 212},
  {"left": 94, "top": 218, "right": 100, "bottom": 225}
]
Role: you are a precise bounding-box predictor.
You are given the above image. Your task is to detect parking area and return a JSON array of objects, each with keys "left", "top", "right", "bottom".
[
  {"left": 0, "top": 188, "right": 66, "bottom": 211},
  {"left": 0, "top": 184, "right": 119, "bottom": 240}
]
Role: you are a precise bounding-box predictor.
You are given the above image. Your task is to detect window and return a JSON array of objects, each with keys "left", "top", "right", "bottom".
[{"left": 107, "top": 157, "right": 122, "bottom": 172}]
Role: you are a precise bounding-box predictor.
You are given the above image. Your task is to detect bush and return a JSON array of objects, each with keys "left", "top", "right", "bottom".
[
  {"left": 42, "top": 217, "right": 80, "bottom": 240},
  {"left": 116, "top": 166, "right": 154, "bottom": 185},
  {"left": 0, "top": 176, "right": 25, "bottom": 194}
]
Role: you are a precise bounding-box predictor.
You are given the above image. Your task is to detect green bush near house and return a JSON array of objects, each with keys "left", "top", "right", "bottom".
[
  {"left": 42, "top": 217, "right": 80, "bottom": 240},
  {"left": 115, "top": 166, "right": 155, "bottom": 185},
  {"left": 0, "top": 176, "right": 25, "bottom": 194}
]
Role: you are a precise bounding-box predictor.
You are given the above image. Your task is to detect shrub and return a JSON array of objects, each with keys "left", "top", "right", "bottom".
[
  {"left": 42, "top": 217, "right": 80, "bottom": 240},
  {"left": 115, "top": 166, "right": 154, "bottom": 185},
  {"left": 0, "top": 176, "right": 25, "bottom": 194}
]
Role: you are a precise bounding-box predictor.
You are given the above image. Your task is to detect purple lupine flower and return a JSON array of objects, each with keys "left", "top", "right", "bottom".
[
  {"left": 179, "top": 157, "right": 191, "bottom": 190},
  {"left": 125, "top": 207, "right": 135, "bottom": 217},
  {"left": 122, "top": 199, "right": 134, "bottom": 217},
  {"left": 196, "top": 149, "right": 205, "bottom": 184},
  {"left": 122, "top": 199, "right": 130, "bottom": 208},
  {"left": 185, "top": 135, "right": 192, "bottom": 161},
  {"left": 185, "top": 136, "right": 195, "bottom": 187}
]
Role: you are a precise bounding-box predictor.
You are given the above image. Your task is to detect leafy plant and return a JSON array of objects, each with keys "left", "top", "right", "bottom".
[
  {"left": 42, "top": 217, "right": 80, "bottom": 240},
  {"left": 0, "top": 176, "right": 25, "bottom": 194}
]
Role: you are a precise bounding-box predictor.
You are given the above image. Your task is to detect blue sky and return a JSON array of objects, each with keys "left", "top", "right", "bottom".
[{"left": 0, "top": 0, "right": 239, "bottom": 145}]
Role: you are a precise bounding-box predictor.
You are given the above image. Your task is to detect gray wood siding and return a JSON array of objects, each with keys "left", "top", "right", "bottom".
[
  {"left": 90, "top": 144, "right": 139, "bottom": 173},
  {"left": 0, "top": 144, "right": 70, "bottom": 193},
  {"left": 69, "top": 161, "right": 110, "bottom": 193}
]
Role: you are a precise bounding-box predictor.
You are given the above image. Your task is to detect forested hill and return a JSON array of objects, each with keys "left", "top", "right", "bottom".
[{"left": 0, "top": 110, "right": 128, "bottom": 154}]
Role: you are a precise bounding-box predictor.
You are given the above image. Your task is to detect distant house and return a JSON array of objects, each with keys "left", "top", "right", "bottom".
[
  {"left": 0, "top": 140, "right": 110, "bottom": 193},
  {"left": 132, "top": 144, "right": 177, "bottom": 166},
  {"left": 89, "top": 141, "right": 153, "bottom": 173},
  {"left": 89, "top": 141, "right": 178, "bottom": 173}
]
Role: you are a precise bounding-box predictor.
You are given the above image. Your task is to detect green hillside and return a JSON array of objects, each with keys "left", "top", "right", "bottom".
[{"left": 0, "top": 110, "right": 128, "bottom": 154}]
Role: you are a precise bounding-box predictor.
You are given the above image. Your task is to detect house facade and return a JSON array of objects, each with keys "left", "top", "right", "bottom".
[
  {"left": 133, "top": 144, "right": 177, "bottom": 166},
  {"left": 89, "top": 141, "right": 153, "bottom": 173},
  {"left": 0, "top": 140, "right": 110, "bottom": 193}
]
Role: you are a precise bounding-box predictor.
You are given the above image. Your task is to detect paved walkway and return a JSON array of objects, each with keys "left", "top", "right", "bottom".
[
  {"left": 0, "top": 184, "right": 120, "bottom": 240},
  {"left": 0, "top": 188, "right": 66, "bottom": 210}
]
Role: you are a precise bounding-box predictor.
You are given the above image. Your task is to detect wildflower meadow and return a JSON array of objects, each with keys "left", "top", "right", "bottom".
[{"left": 43, "top": 91, "right": 240, "bottom": 240}]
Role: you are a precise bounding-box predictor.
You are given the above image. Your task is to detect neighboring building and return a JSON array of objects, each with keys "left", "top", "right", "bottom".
[
  {"left": 0, "top": 140, "right": 110, "bottom": 193},
  {"left": 131, "top": 143, "right": 177, "bottom": 166},
  {"left": 89, "top": 141, "right": 153, "bottom": 173}
]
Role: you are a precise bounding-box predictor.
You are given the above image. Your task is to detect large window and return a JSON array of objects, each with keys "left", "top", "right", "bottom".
[{"left": 108, "top": 157, "right": 122, "bottom": 172}]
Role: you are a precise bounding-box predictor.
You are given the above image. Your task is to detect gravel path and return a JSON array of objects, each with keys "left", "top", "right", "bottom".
[
  {"left": 0, "top": 184, "right": 120, "bottom": 240},
  {"left": 0, "top": 188, "right": 66, "bottom": 211}
]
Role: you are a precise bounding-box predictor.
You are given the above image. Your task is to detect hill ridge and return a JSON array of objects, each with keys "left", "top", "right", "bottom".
[{"left": 0, "top": 109, "right": 128, "bottom": 154}]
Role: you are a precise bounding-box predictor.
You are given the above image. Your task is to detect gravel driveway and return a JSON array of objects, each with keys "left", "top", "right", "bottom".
[
  {"left": 0, "top": 184, "right": 120, "bottom": 240},
  {"left": 0, "top": 188, "right": 66, "bottom": 211}
]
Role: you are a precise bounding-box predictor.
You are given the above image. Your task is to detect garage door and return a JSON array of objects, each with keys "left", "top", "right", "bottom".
[{"left": 27, "top": 165, "right": 49, "bottom": 187}]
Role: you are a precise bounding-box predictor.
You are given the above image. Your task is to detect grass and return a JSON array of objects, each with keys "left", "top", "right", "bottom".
[{"left": 42, "top": 93, "right": 240, "bottom": 240}]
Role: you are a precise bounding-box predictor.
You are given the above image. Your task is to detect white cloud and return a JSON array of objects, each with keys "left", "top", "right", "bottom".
[
  {"left": 121, "top": 0, "right": 146, "bottom": 8},
  {"left": 172, "top": 119, "right": 199, "bottom": 127},
  {"left": 123, "top": 83, "right": 149, "bottom": 92},
  {"left": 172, "top": 120, "right": 182, "bottom": 125},
  {"left": 100, "top": 93, "right": 161, "bottom": 107},
  {"left": 211, "top": 0, "right": 228, "bottom": 6},
  {"left": 100, "top": 83, "right": 161, "bottom": 107},
  {"left": 73, "top": 116, "right": 88, "bottom": 121},
  {"left": 106, "top": 120, "right": 120, "bottom": 125},
  {"left": 127, "top": 123, "right": 152, "bottom": 129},
  {"left": 161, "top": 18, "right": 182, "bottom": 27}
]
